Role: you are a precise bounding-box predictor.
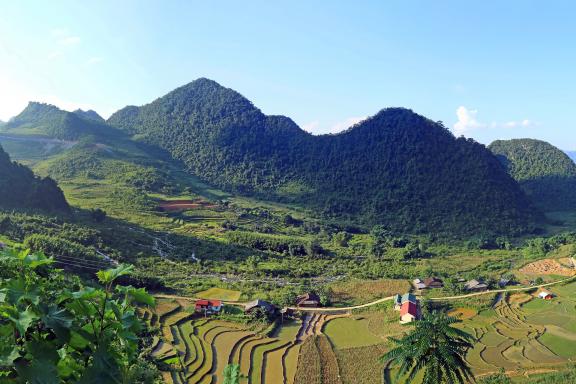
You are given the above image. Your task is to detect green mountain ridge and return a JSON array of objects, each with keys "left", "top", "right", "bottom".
[
  {"left": 2, "top": 102, "right": 121, "bottom": 141},
  {"left": 0, "top": 144, "right": 69, "bottom": 211},
  {"left": 489, "top": 138, "right": 576, "bottom": 211},
  {"left": 73, "top": 108, "right": 105, "bottom": 123},
  {"left": 107, "top": 78, "right": 539, "bottom": 237}
]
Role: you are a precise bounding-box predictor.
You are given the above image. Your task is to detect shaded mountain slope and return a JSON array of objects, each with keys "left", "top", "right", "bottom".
[
  {"left": 108, "top": 78, "right": 538, "bottom": 236},
  {"left": 489, "top": 139, "right": 576, "bottom": 211},
  {"left": 0, "top": 144, "right": 68, "bottom": 211}
]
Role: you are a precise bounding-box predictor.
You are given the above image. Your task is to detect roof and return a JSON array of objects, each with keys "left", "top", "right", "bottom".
[
  {"left": 393, "top": 294, "right": 402, "bottom": 304},
  {"left": 296, "top": 292, "right": 320, "bottom": 303},
  {"left": 245, "top": 299, "right": 276, "bottom": 312},
  {"left": 400, "top": 301, "right": 418, "bottom": 317},
  {"left": 401, "top": 293, "right": 417, "bottom": 304},
  {"left": 539, "top": 291, "right": 552, "bottom": 298},
  {"left": 195, "top": 299, "right": 222, "bottom": 307},
  {"left": 464, "top": 279, "right": 488, "bottom": 290},
  {"left": 423, "top": 277, "right": 443, "bottom": 286}
]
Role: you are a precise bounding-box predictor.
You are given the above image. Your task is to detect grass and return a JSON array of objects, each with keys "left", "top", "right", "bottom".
[
  {"left": 329, "top": 278, "right": 410, "bottom": 306},
  {"left": 539, "top": 332, "right": 576, "bottom": 358},
  {"left": 336, "top": 344, "right": 388, "bottom": 384},
  {"left": 324, "top": 317, "right": 383, "bottom": 349},
  {"left": 195, "top": 287, "right": 242, "bottom": 301}
]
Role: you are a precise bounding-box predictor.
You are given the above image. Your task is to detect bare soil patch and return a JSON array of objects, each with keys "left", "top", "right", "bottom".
[
  {"left": 519, "top": 258, "right": 575, "bottom": 276},
  {"left": 157, "top": 199, "right": 217, "bottom": 211}
]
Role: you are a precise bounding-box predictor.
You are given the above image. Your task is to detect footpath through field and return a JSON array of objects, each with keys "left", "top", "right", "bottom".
[{"left": 154, "top": 274, "right": 576, "bottom": 313}]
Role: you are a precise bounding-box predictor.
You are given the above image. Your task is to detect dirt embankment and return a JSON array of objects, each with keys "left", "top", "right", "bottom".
[
  {"left": 157, "top": 199, "right": 217, "bottom": 211},
  {"left": 519, "top": 258, "right": 576, "bottom": 276}
]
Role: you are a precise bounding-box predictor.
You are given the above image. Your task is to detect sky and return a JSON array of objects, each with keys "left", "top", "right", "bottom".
[{"left": 0, "top": 1, "right": 575, "bottom": 149}]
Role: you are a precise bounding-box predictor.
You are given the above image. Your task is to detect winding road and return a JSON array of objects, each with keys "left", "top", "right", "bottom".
[{"left": 155, "top": 273, "right": 576, "bottom": 313}]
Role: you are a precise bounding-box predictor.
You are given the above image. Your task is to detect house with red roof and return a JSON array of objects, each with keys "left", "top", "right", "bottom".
[
  {"left": 400, "top": 301, "right": 420, "bottom": 324},
  {"left": 194, "top": 299, "right": 222, "bottom": 315}
]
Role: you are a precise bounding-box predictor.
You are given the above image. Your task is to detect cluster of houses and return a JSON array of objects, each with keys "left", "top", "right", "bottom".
[
  {"left": 193, "top": 291, "right": 322, "bottom": 319},
  {"left": 393, "top": 293, "right": 421, "bottom": 323}
]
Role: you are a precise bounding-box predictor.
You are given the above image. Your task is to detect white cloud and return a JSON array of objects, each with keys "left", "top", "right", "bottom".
[
  {"left": 302, "top": 121, "right": 320, "bottom": 133},
  {"left": 453, "top": 106, "right": 485, "bottom": 136},
  {"left": 452, "top": 106, "right": 536, "bottom": 136},
  {"left": 329, "top": 116, "right": 366, "bottom": 133},
  {"left": 86, "top": 57, "right": 104, "bottom": 65}
]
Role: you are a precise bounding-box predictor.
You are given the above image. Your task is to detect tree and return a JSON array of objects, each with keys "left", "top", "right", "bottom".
[
  {"left": 381, "top": 312, "right": 474, "bottom": 384},
  {"left": 90, "top": 208, "right": 107, "bottom": 223}
]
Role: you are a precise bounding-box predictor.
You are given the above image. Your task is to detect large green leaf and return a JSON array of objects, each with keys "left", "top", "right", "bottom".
[
  {"left": 25, "top": 339, "right": 59, "bottom": 363},
  {"left": 77, "top": 344, "right": 121, "bottom": 384},
  {"left": 40, "top": 304, "right": 73, "bottom": 342},
  {"left": 14, "top": 357, "right": 59, "bottom": 384},
  {"left": 0, "top": 324, "right": 19, "bottom": 366},
  {"left": 1, "top": 278, "right": 40, "bottom": 305},
  {"left": 96, "top": 264, "right": 133, "bottom": 284},
  {"left": 117, "top": 286, "right": 155, "bottom": 306},
  {"left": 21, "top": 251, "right": 53, "bottom": 269},
  {"left": 4, "top": 306, "right": 38, "bottom": 335}
]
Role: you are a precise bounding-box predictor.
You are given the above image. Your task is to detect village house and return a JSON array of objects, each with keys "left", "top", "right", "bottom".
[
  {"left": 413, "top": 277, "right": 444, "bottom": 289},
  {"left": 295, "top": 292, "right": 321, "bottom": 307},
  {"left": 194, "top": 299, "right": 222, "bottom": 315},
  {"left": 400, "top": 301, "right": 420, "bottom": 323},
  {"left": 394, "top": 293, "right": 417, "bottom": 311},
  {"left": 464, "top": 279, "right": 489, "bottom": 292},
  {"left": 244, "top": 299, "right": 278, "bottom": 318},
  {"left": 538, "top": 291, "right": 554, "bottom": 300}
]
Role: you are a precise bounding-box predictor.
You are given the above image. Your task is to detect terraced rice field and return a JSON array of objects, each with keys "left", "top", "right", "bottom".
[
  {"left": 454, "top": 282, "right": 576, "bottom": 377},
  {"left": 150, "top": 299, "right": 348, "bottom": 383}
]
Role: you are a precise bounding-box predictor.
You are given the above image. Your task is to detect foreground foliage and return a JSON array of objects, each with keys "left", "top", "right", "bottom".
[{"left": 0, "top": 248, "right": 158, "bottom": 383}]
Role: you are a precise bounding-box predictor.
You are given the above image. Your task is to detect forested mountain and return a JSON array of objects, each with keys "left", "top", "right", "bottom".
[
  {"left": 489, "top": 139, "right": 576, "bottom": 211},
  {"left": 0, "top": 144, "right": 69, "bottom": 211},
  {"left": 73, "top": 108, "right": 105, "bottom": 123},
  {"left": 2, "top": 102, "right": 121, "bottom": 141},
  {"left": 108, "top": 78, "right": 538, "bottom": 236}
]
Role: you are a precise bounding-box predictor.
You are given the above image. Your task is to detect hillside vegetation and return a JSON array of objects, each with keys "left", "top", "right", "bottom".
[
  {"left": 2, "top": 102, "right": 122, "bottom": 141},
  {"left": 490, "top": 139, "right": 576, "bottom": 211},
  {"left": 0, "top": 144, "right": 68, "bottom": 211},
  {"left": 108, "top": 78, "right": 538, "bottom": 237}
]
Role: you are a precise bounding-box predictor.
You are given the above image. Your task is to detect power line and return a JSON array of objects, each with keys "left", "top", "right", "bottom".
[
  {"left": 51, "top": 260, "right": 102, "bottom": 271},
  {"left": 53, "top": 255, "right": 111, "bottom": 267}
]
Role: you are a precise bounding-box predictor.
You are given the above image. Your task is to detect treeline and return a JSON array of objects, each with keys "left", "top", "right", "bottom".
[{"left": 225, "top": 230, "right": 324, "bottom": 256}]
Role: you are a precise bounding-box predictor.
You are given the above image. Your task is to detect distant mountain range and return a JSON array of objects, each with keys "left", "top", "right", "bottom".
[
  {"left": 490, "top": 139, "right": 576, "bottom": 211},
  {"left": 106, "top": 78, "right": 538, "bottom": 236}
]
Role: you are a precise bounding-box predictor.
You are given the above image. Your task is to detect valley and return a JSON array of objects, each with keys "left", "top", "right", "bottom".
[{"left": 1, "top": 82, "right": 576, "bottom": 384}]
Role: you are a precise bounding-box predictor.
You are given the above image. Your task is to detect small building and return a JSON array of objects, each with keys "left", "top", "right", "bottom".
[
  {"left": 194, "top": 299, "right": 222, "bottom": 314},
  {"left": 423, "top": 277, "right": 444, "bottom": 289},
  {"left": 394, "top": 293, "right": 418, "bottom": 311},
  {"left": 464, "top": 279, "right": 489, "bottom": 292},
  {"left": 400, "top": 301, "right": 420, "bottom": 323},
  {"left": 538, "top": 291, "right": 553, "bottom": 300},
  {"left": 295, "top": 292, "right": 321, "bottom": 308},
  {"left": 413, "top": 278, "right": 427, "bottom": 290},
  {"left": 245, "top": 299, "right": 278, "bottom": 317},
  {"left": 498, "top": 278, "right": 512, "bottom": 288}
]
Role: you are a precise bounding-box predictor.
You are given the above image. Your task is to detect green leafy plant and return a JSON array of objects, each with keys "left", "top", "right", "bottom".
[{"left": 0, "top": 247, "right": 157, "bottom": 383}]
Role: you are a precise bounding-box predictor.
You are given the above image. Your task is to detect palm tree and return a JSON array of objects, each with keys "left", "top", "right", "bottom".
[
  {"left": 381, "top": 311, "right": 475, "bottom": 384},
  {"left": 223, "top": 363, "right": 246, "bottom": 384}
]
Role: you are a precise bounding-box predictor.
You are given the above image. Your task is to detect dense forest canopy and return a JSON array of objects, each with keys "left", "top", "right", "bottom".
[
  {"left": 107, "top": 78, "right": 539, "bottom": 237},
  {"left": 0, "top": 144, "right": 69, "bottom": 211},
  {"left": 489, "top": 139, "right": 576, "bottom": 211}
]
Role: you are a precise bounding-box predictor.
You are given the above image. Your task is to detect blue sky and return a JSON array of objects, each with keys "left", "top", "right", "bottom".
[{"left": 0, "top": 1, "right": 575, "bottom": 149}]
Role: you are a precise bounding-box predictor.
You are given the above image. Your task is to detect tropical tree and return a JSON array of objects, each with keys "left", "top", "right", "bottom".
[{"left": 381, "top": 311, "right": 474, "bottom": 384}]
